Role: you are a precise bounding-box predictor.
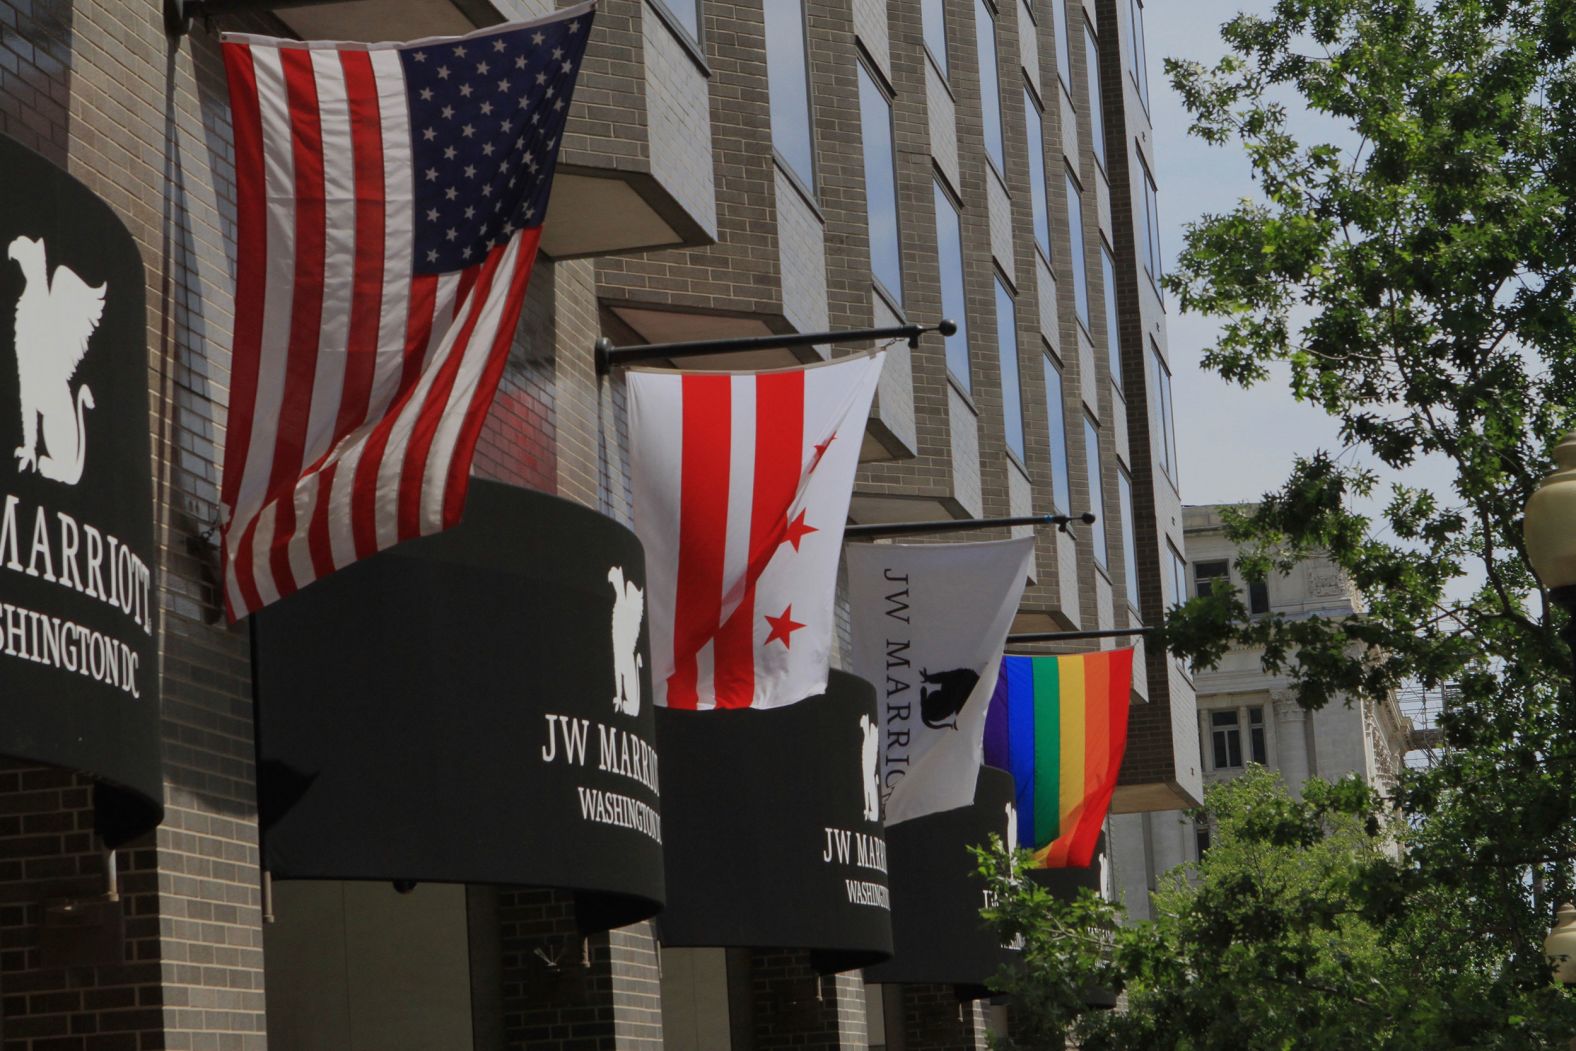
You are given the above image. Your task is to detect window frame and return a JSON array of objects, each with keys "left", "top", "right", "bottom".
[
  {"left": 1083, "top": 16, "right": 1107, "bottom": 172},
  {"left": 1249, "top": 579, "right": 1270, "bottom": 615},
  {"left": 1065, "top": 166, "right": 1091, "bottom": 333},
  {"left": 1192, "top": 559, "right": 1229, "bottom": 600},
  {"left": 995, "top": 274, "right": 1027, "bottom": 463},
  {"left": 923, "top": 0, "right": 950, "bottom": 79},
  {"left": 1117, "top": 467, "right": 1139, "bottom": 611},
  {"left": 1249, "top": 706, "right": 1268, "bottom": 764},
  {"left": 1051, "top": 0, "right": 1072, "bottom": 99},
  {"left": 1149, "top": 341, "right": 1178, "bottom": 485},
  {"left": 857, "top": 58, "right": 904, "bottom": 305},
  {"left": 1166, "top": 540, "right": 1186, "bottom": 610},
  {"left": 1129, "top": 0, "right": 1151, "bottom": 114},
  {"left": 1024, "top": 82, "right": 1051, "bottom": 262},
  {"left": 1211, "top": 710, "right": 1243, "bottom": 769},
  {"left": 764, "top": 0, "right": 818, "bottom": 195},
  {"left": 1043, "top": 351, "right": 1072, "bottom": 515},
  {"left": 1083, "top": 413, "right": 1108, "bottom": 569},
  {"left": 1101, "top": 238, "right": 1121, "bottom": 387},
  {"left": 976, "top": 0, "right": 1007, "bottom": 176},
  {"left": 934, "top": 179, "right": 973, "bottom": 391}
]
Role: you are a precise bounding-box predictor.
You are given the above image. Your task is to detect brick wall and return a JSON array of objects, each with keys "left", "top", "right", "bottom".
[{"left": 899, "top": 985, "right": 988, "bottom": 1051}]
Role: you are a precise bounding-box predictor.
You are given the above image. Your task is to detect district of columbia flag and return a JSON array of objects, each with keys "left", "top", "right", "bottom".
[
  {"left": 629, "top": 353, "right": 887, "bottom": 710},
  {"left": 847, "top": 537, "right": 1035, "bottom": 825},
  {"left": 217, "top": 3, "right": 594, "bottom": 620},
  {"left": 983, "top": 649, "right": 1134, "bottom": 868}
]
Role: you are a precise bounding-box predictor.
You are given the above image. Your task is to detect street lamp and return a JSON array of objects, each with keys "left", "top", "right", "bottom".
[{"left": 1525, "top": 429, "right": 1576, "bottom": 994}]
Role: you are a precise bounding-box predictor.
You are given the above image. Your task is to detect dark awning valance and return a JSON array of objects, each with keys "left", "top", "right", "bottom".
[
  {"left": 0, "top": 133, "right": 163, "bottom": 846},
  {"left": 863, "top": 766, "right": 1017, "bottom": 992},
  {"left": 655, "top": 671, "right": 894, "bottom": 972},
  {"left": 251, "top": 480, "right": 663, "bottom": 933}
]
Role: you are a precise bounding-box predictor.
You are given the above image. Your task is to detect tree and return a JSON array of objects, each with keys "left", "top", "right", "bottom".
[
  {"left": 1149, "top": 0, "right": 1576, "bottom": 1032},
  {"left": 978, "top": 769, "right": 1576, "bottom": 1049}
]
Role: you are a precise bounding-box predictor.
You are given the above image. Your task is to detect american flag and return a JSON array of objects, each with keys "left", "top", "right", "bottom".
[
  {"left": 628, "top": 354, "right": 886, "bottom": 710},
  {"left": 217, "top": 3, "right": 593, "bottom": 620}
]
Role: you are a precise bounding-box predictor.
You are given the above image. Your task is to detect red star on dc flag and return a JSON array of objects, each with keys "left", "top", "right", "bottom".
[
  {"left": 782, "top": 510, "right": 817, "bottom": 552},
  {"left": 809, "top": 433, "right": 836, "bottom": 473},
  {"left": 764, "top": 605, "right": 806, "bottom": 648}
]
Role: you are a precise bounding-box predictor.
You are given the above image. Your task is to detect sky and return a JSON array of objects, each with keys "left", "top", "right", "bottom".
[{"left": 1144, "top": 1, "right": 1347, "bottom": 508}]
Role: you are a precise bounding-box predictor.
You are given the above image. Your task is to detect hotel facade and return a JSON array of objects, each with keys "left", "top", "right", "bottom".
[{"left": 0, "top": 0, "right": 1199, "bottom": 1047}]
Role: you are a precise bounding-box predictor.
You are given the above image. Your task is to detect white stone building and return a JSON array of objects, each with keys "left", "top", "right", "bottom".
[{"left": 1109, "top": 504, "right": 1412, "bottom": 921}]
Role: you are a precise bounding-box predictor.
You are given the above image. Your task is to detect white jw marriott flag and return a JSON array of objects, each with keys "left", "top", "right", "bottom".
[
  {"left": 848, "top": 537, "right": 1034, "bottom": 824},
  {"left": 630, "top": 353, "right": 885, "bottom": 710}
]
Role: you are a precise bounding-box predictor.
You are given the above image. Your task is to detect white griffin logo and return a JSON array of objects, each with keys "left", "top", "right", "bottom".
[
  {"left": 9, "top": 235, "right": 103, "bottom": 486},
  {"left": 859, "top": 714, "right": 880, "bottom": 822},
  {"left": 609, "top": 565, "right": 645, "bottom": 716}
]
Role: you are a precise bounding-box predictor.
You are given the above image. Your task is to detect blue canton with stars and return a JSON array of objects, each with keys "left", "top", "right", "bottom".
[{"left": 399, "top": 8, "right": 590, "bottom": 275}]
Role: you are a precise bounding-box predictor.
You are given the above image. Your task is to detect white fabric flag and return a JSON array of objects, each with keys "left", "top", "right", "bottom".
[
  {"left": 848, "top": 536, "right": 1034, "bottom": 824},
  {"left": 630, "top": 353, "right": 886, "bottom": 710}
]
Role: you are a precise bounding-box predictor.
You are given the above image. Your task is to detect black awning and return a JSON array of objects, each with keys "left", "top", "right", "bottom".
[
  {"left": 863, "top": 766, "right": 1018, "bottom": 992},
  {"left": 251, "top": 480, "right": 663, "bottom": 933},
  {"left": 0, "top": 133, "right": 163, "bottom": 846},
  {"left": 655, "top": 671, "right": 894, "bottom": 972}
]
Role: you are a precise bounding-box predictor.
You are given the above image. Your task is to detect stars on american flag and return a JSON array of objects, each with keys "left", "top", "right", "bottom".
[{"left": 402, "top": 12, "right": 588, "bottom": 274}]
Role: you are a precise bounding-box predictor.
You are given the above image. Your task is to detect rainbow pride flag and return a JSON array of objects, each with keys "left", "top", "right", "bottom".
[{"left": 982, "top": 649, "right": 1134, "bottom": 868}]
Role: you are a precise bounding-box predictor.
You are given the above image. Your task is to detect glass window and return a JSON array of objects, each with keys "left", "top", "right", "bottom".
[
  {"left": 1148, "top": 343, "right": 1177, "bottom": 482},
  {"left": 1065, "top": 170, "right": 1090, "bottom": 330},
  {"left": 1193, "top": 559, "right": 1229, "bottom": 599},
  {"left": 765, "top": 0, "right": 815, "bottom": 190},
  {"left": 996, "top": 278, "right": 1026, "bottom": 461},
  {"left": 935, "top": 183, "right": 972, "bottom": 390},
  {"left": 1167, "top": 541, "right": 1186, "bottom": 609},
  {"left": 1101, "top": 240, "right": 1121, "bottom": 386},
  {"left": 1084, "top": 19, "right": 1106, "bottom": 170},
  {"left": 976, "top": 0, "right": 1005, "bottom": 173},
  {"left": 1043, "top": 354, "right": 1071, "bottom": 514},
  {"left": 665, "top": 0, "right": 700, "bottom": 42},
  {"left": 1117, "top": 469, "right": 1139, "bottom": 610},
  {"left": 1139, "top": 154, "right": 1162, "bottom": 283},
  {"left": 1249, "top": 579, "right": 1270, "bottom": 615},
  {"left": 1195, "top": 820, "right": 1211, "bottom": 859},
  {"left": 859, "top": 64, "right": 902, "bottom": 303},
  {"left": 1249, "top": 706, "right": 1268, "bottom": 764},
  {"left": 1211, "top": 710, "right": 1242, "bottom": 769},
  {"left": 923, "top": 0, "right": 949, "bottom": 77},
  {"left": 1129, "top": 0, "right": 1150, "bottom": 112},
  {"left": 1051, "top": 0, "right": 1071, "bottom": 96},
  {"left": 1083, "top": 415, "right": 1107, "bottom": 568},
  {"left": 1025, "top": 88, "right": 1050, "bottom": 259}
]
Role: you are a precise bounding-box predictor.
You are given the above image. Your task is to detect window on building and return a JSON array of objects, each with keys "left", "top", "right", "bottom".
[
  {"left": 662, "top": 0, "right": 702, "bottom": 41},
  {"left": 996, "top": 277, "right": 1026, "bottom": 461},
  {"left": 935, "top": 182, "right": 972, "bottom": 390},
  {"left": 1195, "top": 819, "right": 1211, "bottom": 859},
  {"left": 1249, "top": 706, "right": 1267, "bottom": 763},
  {"left": 1083, "top": 415, "right": 1107, "bottom": 568},
  {"left": 1249, "top": 579, "right": 1270, "bottom": 615},
  {"left": 1043, "top": 354, "right": 1071, "bottom": 515},
  {"left": 1101, "top": 240, "right": 1121, "bottom": 386},
  {"left": 1139, "top": 154, "right": 1162, "bottom": 284},
  {"left": 1166, "top": 540, "right": 1186, "bottom": 610},
  {"left": 1129, "top": 0, "right": 1151, "bottom": 113},
  {"left": 1117, "top": 469, "right": 1139, "bottom": 610},
  {"left": 765, "top": 0, "right": 815, "bottom": 190},
  {"left": 1025, "top": 87, "right": 1051, "bottom": 260},
  {"left": 1084, "top": 19, "right": 1106, "bottom": 170},
  {"left": 859, "top": 63, "right": 903, "bottom": 303},
  {"left": 1211, "top": 710, "right": 1242, "bottom": 769},
  {"left": 1193, "top": 559, "right": 1229, "bottom": 599},
  {"left": 923, "top": 0, "right": 949, "bottom": 76},
  {"left": 976, "top": 0, "right": 1005, "bottom": 174},
  {"left": 1148, "top": 343, "right": 1177, "bottom": 483},
  {"left": 1065, "top": 169, "right": 1090, "bottom": 331},
  {"left": 1051, "top": 0, "right": 1072, "bottom": 97}
]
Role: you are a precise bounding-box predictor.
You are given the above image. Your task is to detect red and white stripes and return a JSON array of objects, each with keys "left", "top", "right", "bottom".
[
  {"left": 218, "top": 36, "right": 540, "bottom": 620},
  {"left": 629, "top": 353, "right": 886, "bottom": 710}
]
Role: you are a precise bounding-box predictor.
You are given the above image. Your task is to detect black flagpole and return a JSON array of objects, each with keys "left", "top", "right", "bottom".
[
  {"left": 844, "top": 512, "right": 1095, "bottom": 539},
  {"left": 1006, "top": 626, "right": 1155, "bottom": 644},
  {"left": 594, "top": 319, "right": 958, "bottom": 375}
]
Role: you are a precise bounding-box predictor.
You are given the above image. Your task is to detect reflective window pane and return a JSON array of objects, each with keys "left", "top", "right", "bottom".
[
  {"left": 765, "top": 0, "right": 815, "bottom": 189},
  {"left": 1084, "top": 415, "right": 1107, "bottom": 567},
  {"left": 1066, "top": 170, "right": 1090, "bottom": 329},
  {"left": 859, "top": 64, "right": 902, "bottom": 302},
  {"left": 1025, "top": 89, "right": 1050, "bottom": 258},
  {"left": 1043, "top": 355, "right": 1071, "bottom": 514},
  {"left": 1052, "top": 0, "right": 1071, "bottom": 94},
  {"left": 1102, "top": 241, "right": 1121, "bottom": 387},
  {"left": 1118, "top": 469, "right": 1139, "bottom": 610},
  {"left": 924, "top": 0, "right": 949, "bottom": 76},
  {"left": 666, "top": 0, "right": 700, "bottom": 41},
  {"left": 996, "top": 279, "right": 1026, "bottom": 461},
  {"left": 1085, "top": 20, "right": 1106, "bottom": 168},
  {"left": 935, "top": 183, "right": 972, "bottom": 390},
  {"left": 976, "top": 0, "right": 1005, "bottom": 172},
  {"left": 1130, "top": 0, "right": 1151, "bottom": 112}
]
